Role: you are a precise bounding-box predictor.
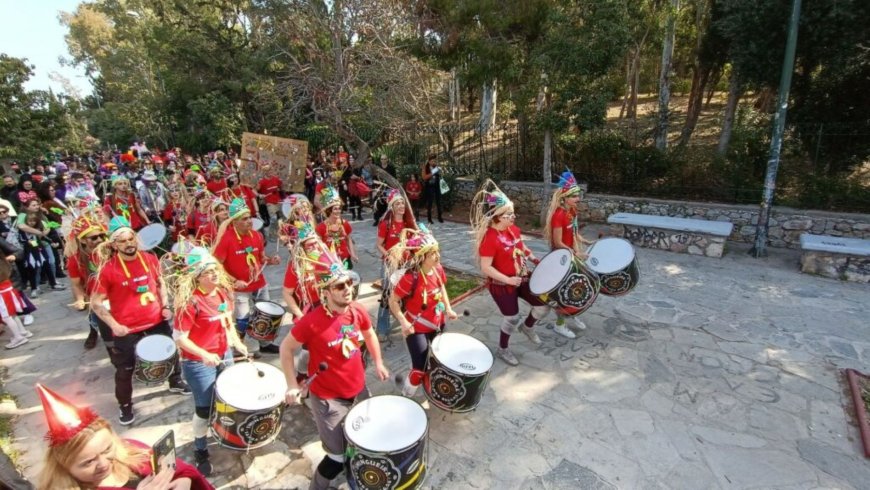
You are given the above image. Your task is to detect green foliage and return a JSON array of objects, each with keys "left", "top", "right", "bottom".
[{"left": 445, "top": 274, "right": 480, "bottom": 299}]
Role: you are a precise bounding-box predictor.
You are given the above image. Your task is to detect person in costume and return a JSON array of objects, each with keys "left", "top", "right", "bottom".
[
  {"left": 204, "top": 168, "right": 226, "bottom": 196},
  {"left": 277, "top": 194, "right": 316, "bottom": 249},
  {"left": 104, "top": 176, "right": 149, "bottom": 231},
  {"left": 545, "top": 170, "right": 593, "bottom": 338},
  {"left": 279, "top": 246, "right": 389, "bottom": 490},
  {"left": 472, "top": 179, "right": 547, "bottom": 366},
  {"left": 161, "top": 186, "right": 189, "bottom": 242},
  {"left": 386, "top": 226, "right": 458, "bottom": 397},
  {"left": 66, "top": 210, "right": 109, "bottom": 350},
  {"left": 36, "top": 384, "right": 213, "bottom": 490},
  {"left": 257, "top": 164, "right": 284, "bottom": 230},
  {"left": 90, "top": 216, "right": 190, "bottom": 426},
  {"left": 172, "top": 248, "right": 246, "bottom": 477},
  {"left": 138, "top": 171, "right": 168, "bottom": 224},
  {"left": 283, "top": 222, "right": 328, "bottom": 321},
  {"left": 374, "top": 189, "right": 417, "bottom": 342},
  {"left": 185, "top": 191, "right": 212, "bottom": 238},
  {"left": 194, "top": 199, "right": 228, "bottom": 247},
  {"left": 211, "top": 198, "right": 281, "bottom": 355},
  {"left": 0, "top": 232, "right": 33, "bottom": 349},
  {"left": 221, "top": 174, "right": 258, "bottom": 220},
  {"left": 315, "top": 184, "right": 358, "bottom": 270}
]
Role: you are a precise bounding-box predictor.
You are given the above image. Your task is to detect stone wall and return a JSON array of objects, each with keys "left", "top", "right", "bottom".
[{"left": 453, "top": 177, "right": 870, "bottom": 249}]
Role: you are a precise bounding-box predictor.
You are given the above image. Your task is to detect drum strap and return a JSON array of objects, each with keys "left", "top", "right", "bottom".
[{"left": 409, "top": 314, "right": 440, "bottom": 332}]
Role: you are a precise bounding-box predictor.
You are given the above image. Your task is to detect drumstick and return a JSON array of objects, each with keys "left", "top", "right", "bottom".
[{"left": 297, "top": 362, "right": 328, "bottom": 403}]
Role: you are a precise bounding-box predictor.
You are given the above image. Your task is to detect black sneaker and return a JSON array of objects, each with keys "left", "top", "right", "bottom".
[
  {"left": 84, "top": 329, "right": 98, "bottom": 350},
  {"left": 168, "top": 380, "right": 192, "bottom": 395},
  {"left": 194, "top": 449, "right": 212, "bottom": 477},
  {"left": 119, "top": 404, "right": 135, "bottom": 425},
  {"left": 259, "top": 344, "right": 280, "bottom": 355}
]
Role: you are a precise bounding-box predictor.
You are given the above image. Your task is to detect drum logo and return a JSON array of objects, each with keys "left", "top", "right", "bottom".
[
  {"left": 258, "top": 392, "right": 276, "bottom": 401},
  {"left": 560, "top": 255, "right": 567, "bottom": 266},
  {"left": 459, "top": 362, "right": 476, "bottom": 371},
  {"left": 239, "top": 408, "right": 281, "bottom": 445},
  {"left": 590, "top": 257, "right": 599, "bottom": 266},
  {"left": 602, "top": 271, "right": 631, "bottom": 295},
  {"left": 557, "top": 273, "right": 595, "bottom": 309},
  {"left": 429, "top": 368, "right": 466, "bottom": 408},
  {"left": 349, "top": 454, "right": 400, "bottom": 490},
  {"left": 219, "top": 416, "right": 235, "bottom": 427},
  {"left": 351, "top": 416, "right": 370, "bottom": 431}
]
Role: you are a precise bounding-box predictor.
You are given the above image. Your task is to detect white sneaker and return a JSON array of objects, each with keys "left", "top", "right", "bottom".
[
  {"left": 496, "top": 347, "right": 519, "bottom": 366},
  {"left": 520, "top": 326, "right": 542, "bottom": 345},
  {"left": 401, "top": 376, "right": 419, "bottom": 398},
  {"left": 553, "top": 322, "right": 576, "bottom": 339},
  {"left": 5, "top": 337, "right": 28, "bottom": 349},
  {"left": 23, "top": 315, "right": 34, "bottom": 326},
  {"left": 22, "top": 330, "right": 33, "bottom": 338},
  {"left": 571, "top": 317, "right": 588, "bottom": 331}
]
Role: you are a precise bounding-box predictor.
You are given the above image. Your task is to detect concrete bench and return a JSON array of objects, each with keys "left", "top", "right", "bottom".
[
  {"left": 799, "top": 233, "right": 870, "bottom": 283},
  {"left": 607, "top": 212, "right": 734, "bottom": 258}
]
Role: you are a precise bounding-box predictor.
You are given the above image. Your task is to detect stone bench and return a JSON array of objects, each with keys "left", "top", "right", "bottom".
[
  {"left": 607, "top": 212, "right": 734, "bottom": 258},
  {"left": 799, "top": 233, "right": 870, "bottom": 283}
]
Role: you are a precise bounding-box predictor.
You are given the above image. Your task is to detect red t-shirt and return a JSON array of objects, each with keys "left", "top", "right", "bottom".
[
  {"left": 316, "top": 220, "right": 352, "bottom": 260},
  {"left": 174, "top": 289, "right": 232, "bottom": 361},
  {"left": 393, "top": 265, "right": 447, "bottom": 334},
  {"left": 212, "top": 226, "right": 266, "bottom": 292},
  {"left": 162, "top": 201, "right": 186, "bottom": 240},
  {"left": 404, "top": 181, "right": 423, "bottom": 201},
  {"left": 195, "top": 222, "right": 219, "bottom": 246},
  {"left": 94, "top": 253, "right": 163, "bottom": 332},
  {"left": 377, "top": 218, "right": 408, "bottom": 254},
  {"left": 478, "top": 225, "right": 527, "bottom": 277},
  {"left": 291, "top": 303, "right": 370, "bottom": 399},
  {"left": 206, "top": 180, "right": 227, "bottom": 195},
  {"left": 67, "top": 253, "right": 98, "bottom": 296},
  {"left": 258, "top": 177, "right": 283, "bottom": 204},
  {"left": 282, "top": 265, "right": 319, "bottom": 311},
  {"left": 105, "top": 193, "right": 144, "bottom": 230},
  {"left": 186, "top": 210, "right": 209, "bottom": 235},
  {"left": 222, "top": 186, "right": 257, "bottom": 216},
  {"left": 550, "top": 207, "right": 576, "bottom": 249}
]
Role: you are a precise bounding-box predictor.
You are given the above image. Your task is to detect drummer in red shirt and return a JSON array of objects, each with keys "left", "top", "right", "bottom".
[
  {"left": 103, "top": 176, "right": 149, "bottom": 231},
  {"left": 283, "top": 223, "right": 325, "bottom": 321},
  {"left": 544, "top": 170, "right": 593, "bottom": 338},
  {"left": 257, "top": 164, "right": 283, "bottom": 230},
  {"left": 66, "top": 211, "right": 108, "bottom": 350},
  {"left": 387, "top": 226, "right": 458, "bottom": 397},
  {"left": 205, "top": 167, "right": 227, "bottom": 195},
  {"left": 90, "top": 216, "right": 190, "bottom": 427},
  {"left": 315, "top": 184, "right": 358, "bottom": 269},
  {"left": 173, "top": 248, "right": 247, "bottom": 476},
  {"left": 195, "top": 198, "right": 229, "bottom": 247},
  {"left": 222, "top": 173, "right": 258, "bottom": 218},
  {"left": 471, "top": 180, "right": 547, "bottom": 366},
  {"left": 211, "top": 198, "right": 281, "bottom": 355},
  {"left": 279, "top": 248, "right": 389, "bottom": 490},
  {"left": 375, "top": 189, "right": 417, "bottom": 342}
]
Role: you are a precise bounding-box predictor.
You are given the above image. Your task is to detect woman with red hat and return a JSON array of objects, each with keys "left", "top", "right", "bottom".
[{"left": 36, "top": 384, "right": 213, "bottom": 489}]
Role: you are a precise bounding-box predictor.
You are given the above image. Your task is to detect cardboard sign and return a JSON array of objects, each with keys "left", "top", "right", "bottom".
[{"left": 240, "top": 132, "right": 308, "bottom": 192}]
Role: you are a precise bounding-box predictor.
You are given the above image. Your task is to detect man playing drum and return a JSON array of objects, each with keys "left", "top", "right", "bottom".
[
  {"left": 90, "top": 216, "right": 190, "bottom": 426},
  {"left": 66, "top": 209, "right": 108, "bottom": 350},
  {"left": 386, "top": 226, "right": 459, "bottom": 397},
  {"left": 471, "top": 180, "right": 547, "bottom": 366},
  {"left": 211, "top": 198, "right": 281, "bottom": 355},
  {"left": 279, "top": 248, "right": 390, "bottom": 490},
  {"left": 544, "top": 170, "right": 594, "bottom": 338},
  {"left": 172, "top": 248, "right": 247, "bottom": 477}
]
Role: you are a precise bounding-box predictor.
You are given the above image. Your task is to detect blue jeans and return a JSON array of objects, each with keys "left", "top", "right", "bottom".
[{"left": 182, "top": 351, "right": 232, "bottom": 410}]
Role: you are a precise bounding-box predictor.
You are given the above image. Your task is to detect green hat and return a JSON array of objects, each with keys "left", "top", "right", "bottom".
[
  {"left": 108, "top": 216, "right": 133, "bottom": 240},
  {"left": 229, "top": 198, "right": 250, "bottom": 220}
]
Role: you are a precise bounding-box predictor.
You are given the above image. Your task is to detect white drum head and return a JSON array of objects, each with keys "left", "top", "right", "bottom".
[
  {"left": 138, "top": 223, "right": 167, "bottom": 250},
  {"left": 216, "top": 363, "right": 286, "bottom": 411},
  {"left": 345, "top": 395, "right": 427, "bottom": 452},
  {"left": 136, "top": 335, "right": 176, "bottom": 362},
  {"left": 255, "top": 301, "right": 285, "bottom": 316},
  {"left": 251, "top": 217, "right": 264, "bottom": 231},
  {"left": 587, "top": 238, "right": 635, "bottom": 274},
  {"left": 431, "top": 333, "right": 493, "bottom": 375},
  {"left": 281, "top": 201, "right": 292, "bottom": 219},
  {"left": 529, "top": 249, "right": 572, "bottom": 295}
]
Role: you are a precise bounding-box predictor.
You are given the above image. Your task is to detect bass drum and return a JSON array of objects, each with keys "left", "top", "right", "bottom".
[
  {"left": 528, "top": 249, "right": 600, "bottom": 316},
  {"left": 586, "top": 238, "right": 640, "bottom": 296},
  {"left": 424, "top": 333, "right": 493, "bottom": 413},
  {"left": 248, "top": 301, "right": 285, "bottom": 342},
  {"left": 212, "top": 362, "right": 287, "bottom": 450},
  {"left": 344, "top": 395, "right": 428, "bottom": 490}
]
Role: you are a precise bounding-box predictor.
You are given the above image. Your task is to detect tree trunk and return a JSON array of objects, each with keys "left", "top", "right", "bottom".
[
  {"left": 678, "top": 65, "right": 711, "bottom": 146},
  {"left": 448, "top": 68, "right": 459, "bottom": 121},
  {"left": 540, "top": 129, "right": 552, "bottom": 224},
  {"left": 705, "top": 66, "right": 722, "bottom": 108},
  {"left": 479, "top": 79, "right": 497, "bottom": 134},
  {"left": 619, "top": 55, "right": 631, "bottom": 119},
  {"left": 717, "top": 70, "right": 742, "bottom": 156},
  {"left": 629, "top": 52, "right": 641, "bottom": 121},
  {"left": 465, "top": 82, "right": 477, "bottom": 113},
  {"left": 655, "top": 0, "right": 679, "bottom": 151}
]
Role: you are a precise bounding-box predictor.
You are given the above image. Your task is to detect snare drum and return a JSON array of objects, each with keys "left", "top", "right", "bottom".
[
  {"left": 586, "top": 238, "right": 639, "bottom": 296},
  {"left": 134, "top": 335, "right": 178, "bottom": 384},
  {"left": 529, "top": 249, "right": 600, "bottom": 316},
  {"left": 212, "top": 362, "right": 287, "bottom": 450},
  {"left": 137, "top": 223, "right": 167, "bottom": 251},
  {"left": 344, "top": 395, "right": 428, "bottom": 490},
  {"left": 249, "top": 301, "right": 285, "bottom": 342},
  {"left": 423, "top": 333, "right": 493, "bottom": 413}
]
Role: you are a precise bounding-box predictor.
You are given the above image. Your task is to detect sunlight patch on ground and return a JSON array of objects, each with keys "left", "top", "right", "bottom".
[
  {"left": 489, "top": 370, "right": 560, "bottom": 402},
  {"left": 662, "top": 264, "right": 684, "bottom": 275}
]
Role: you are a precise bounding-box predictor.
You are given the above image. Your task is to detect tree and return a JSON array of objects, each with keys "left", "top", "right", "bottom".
[{"left": 654, "top": 0, "right": 679, "bottom": 150}]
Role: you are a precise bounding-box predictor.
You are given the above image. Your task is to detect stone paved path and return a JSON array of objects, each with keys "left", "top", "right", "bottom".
[{"left": 2, "top": 218, "right": 869, "bottom": 489}]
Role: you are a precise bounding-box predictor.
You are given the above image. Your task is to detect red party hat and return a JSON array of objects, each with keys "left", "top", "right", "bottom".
[{"left": 36, "top": 384, "right": 100, "bottom": 447}]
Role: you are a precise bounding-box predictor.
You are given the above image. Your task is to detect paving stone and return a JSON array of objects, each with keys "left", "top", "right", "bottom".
[
  {"left": 521, "top": 458, "right": 617, "bottom": 490},
  {"left": 797, "top": 439, "right": 870, "bottom": 490},
  {"left": 610, "top": 408, "right": 655, "bottom": 436},
  {"left": 690, "top": 425, "right": 767, "bottom": 448},
  {"left": 701, "top": 447, "right": 818, "bottom": 488}
]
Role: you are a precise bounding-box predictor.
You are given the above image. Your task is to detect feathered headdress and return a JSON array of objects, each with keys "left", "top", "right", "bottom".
[
  {"left": 470, "top": 179, "right": 514, "bottom": 263},
  {"left": 558, "top": 169, "right": 581, "bottom": 197},
  {"left": 36, "top": 384, "right": 100, "bottom": 447},
  {"left": 317, "top": 182, "right": 342, "bottom": 210}
]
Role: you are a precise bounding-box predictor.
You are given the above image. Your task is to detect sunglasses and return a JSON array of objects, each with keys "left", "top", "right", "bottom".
[
  {"left": 86, "top": 234, "right": 107, "bottom": 241},
  {"left": 330, "top": 280, "right": 353, "bottom": 291}
]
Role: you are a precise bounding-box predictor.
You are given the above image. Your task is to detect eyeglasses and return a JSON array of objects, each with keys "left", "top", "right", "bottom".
[
  {"left": 330, "top": 280, "right": 353, "bottom": 291},
  {"left": 502, "top": 213, "right": 517, "bottom": 219},
  {"left": 86, "top": 234, "right": 106, "bottom": 241}
]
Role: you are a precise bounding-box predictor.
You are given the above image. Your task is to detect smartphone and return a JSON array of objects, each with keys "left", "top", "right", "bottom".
[{"left": 150, "top": 430, "right": 177, "bottom": 474}]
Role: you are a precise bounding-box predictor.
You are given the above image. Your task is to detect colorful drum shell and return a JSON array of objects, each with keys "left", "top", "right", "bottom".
[
  {"left": 133, "top": 335, "right": 178, "bottom": 384},
  {"left": 212, "top": 362, "right": 287, "bottom": 450},
  {"left": 586, "top": 238, "right": 640, "bottom": 296},
  {"left": 424, "top": 333, "right": 493, "bottom": 413},
  {"left": 528, "top": 249, "right": 600, "bottom": 317},
  {"left": 248, "top": 301, "right": 286, "bottom": 341},
  {"left": 344, "top": 395, "right": 428, "bottom": 490}
]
